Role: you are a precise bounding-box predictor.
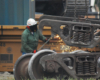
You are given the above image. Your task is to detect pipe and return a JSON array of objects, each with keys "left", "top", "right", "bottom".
[{"left": 29, "top": 0, "right": 35, "bottom": 19}]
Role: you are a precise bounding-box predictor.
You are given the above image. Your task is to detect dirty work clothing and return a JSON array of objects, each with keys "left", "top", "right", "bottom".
[{"left": 21, "top": 28, "right": 46, "bottom": 53}]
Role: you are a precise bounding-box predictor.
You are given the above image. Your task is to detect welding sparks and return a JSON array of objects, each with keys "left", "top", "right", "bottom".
[{"left": 54, "top": 35, "right": 61, "bottom": 39}]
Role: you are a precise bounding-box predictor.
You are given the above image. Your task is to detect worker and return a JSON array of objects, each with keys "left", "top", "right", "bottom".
[{"left": 21, "top": 18, "right": 47, "bottom": 54}]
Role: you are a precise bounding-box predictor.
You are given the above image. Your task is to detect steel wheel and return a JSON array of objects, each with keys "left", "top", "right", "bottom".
[
  {"left": 14, "top": 53, "right": 33, "bottom": 80},
  {"left": 28, "top": 49, "right": 57, "bottom": 80}
]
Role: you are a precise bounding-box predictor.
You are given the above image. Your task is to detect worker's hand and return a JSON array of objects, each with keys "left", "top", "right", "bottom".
[{"left": 44, "top": 38, "right": 47, "bottom": 42}]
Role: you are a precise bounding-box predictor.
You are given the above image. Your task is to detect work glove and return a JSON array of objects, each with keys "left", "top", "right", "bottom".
[{"left": 32, "top": 50, "right": 37, "bottom": 53}]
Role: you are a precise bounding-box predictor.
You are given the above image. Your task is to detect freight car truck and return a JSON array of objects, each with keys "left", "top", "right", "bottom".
[
  {"left": 1, "top": 21, "right": 100, "bottom": 73},
  {"left": 0, "top": 17, "right": 71, "bottom": 73},
  {"left": 0, "top": 0, "right": 99, "bottom": 74},
  {"left": 14, "top": 14, "right": 100, "bottom": 80},
  {"left": 13, "top": 0, "right": 100, "bottom": 79},
  {"left": 1, "top": 23, "right": 100, "bottom": 73}
]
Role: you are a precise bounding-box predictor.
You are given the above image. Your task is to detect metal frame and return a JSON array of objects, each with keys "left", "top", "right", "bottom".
[
  {"left": 40, "top": 51, "right": 100, "bottom": 79},
  {"left": 39, "top": 16, "right": 100, "bottom": 48},
  {"left": 39, "top": 15, "right": 100, "bottom": 24}
]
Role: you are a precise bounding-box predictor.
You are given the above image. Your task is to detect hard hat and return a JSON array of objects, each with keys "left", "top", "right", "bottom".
[{"left": 27, "top": 18, "right": 37, "bottom": 26}]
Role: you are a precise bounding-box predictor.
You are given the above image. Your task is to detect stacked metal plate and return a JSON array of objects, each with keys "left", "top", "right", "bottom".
[{"left": 65, "top": 0, "right": 90, "bottom": 17}]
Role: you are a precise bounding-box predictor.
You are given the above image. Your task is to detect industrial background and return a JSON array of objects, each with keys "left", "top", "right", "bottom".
[
  {"left": 0, "top": 0, "right": 100, "bottom": 80},
  {"left": 0, "top": 0, "right": 100, "bottom": 25}
]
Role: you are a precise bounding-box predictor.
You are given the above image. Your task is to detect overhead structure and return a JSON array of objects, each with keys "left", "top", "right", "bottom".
[
  {"left": 35, "top": 0, "right": 98, "bottom": 17},
  {"left": 29, "top": 0, "right": 35, "bottom": 19}
]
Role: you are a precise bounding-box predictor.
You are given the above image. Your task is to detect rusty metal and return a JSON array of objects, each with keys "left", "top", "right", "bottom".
[
  {"left": 74, "top": 0, "right": 77, "bottom": 20},
  {"left": 13, "top": 0, "right": 100, "bottom": 79},
  {"left": 45, "top": 60, "right": 60, "bottom": 73},
  {"left": 39, "top": 18, "right": 100, "bottom": 48},
  {"left": 85, "top": 0, "right": 88, "bottom": 19},
  {"left": 39, "top": 15, "right": 100, "bottom": 24},
  {"left": 14, "top": 53, "right": 33, "bottom": 80},
  {"left": 40, "top": 50, "right": 100, "bottom": 79},
  {"left": 28, "top": 49, "right": 56, "bottom": 80},
  {"left": 64, "top": 0, "right": 90, "bottom": 17},
  {"left": 28, "top": 49, "right": 71, "bottom": 79}
]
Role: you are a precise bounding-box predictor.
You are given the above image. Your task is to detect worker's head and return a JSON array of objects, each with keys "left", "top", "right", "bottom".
[{"left": 27, "top": 18, "right": 37, "bottom": 32}]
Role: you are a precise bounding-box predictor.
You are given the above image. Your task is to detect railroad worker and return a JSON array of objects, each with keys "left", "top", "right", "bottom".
[{"left": 21, "top": 18, "right": 47, "bottom": 54}]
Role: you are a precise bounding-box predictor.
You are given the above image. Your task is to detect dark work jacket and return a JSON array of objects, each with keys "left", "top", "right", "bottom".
[{"left": 21, "top": 28, "right": 46, "bottom": 53}]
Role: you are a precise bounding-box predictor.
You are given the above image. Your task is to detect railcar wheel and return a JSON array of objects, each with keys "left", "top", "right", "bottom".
[
  {"left": 14, "top": 53, "right": 33, "bottom": 80},
  {"left": 28, "top": 49, "right": 57, "bottom": 80}
]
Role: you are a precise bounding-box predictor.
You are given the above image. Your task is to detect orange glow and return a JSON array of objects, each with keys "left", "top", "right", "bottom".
[{"left": 54, "top": 35, "right": 60, "bottom": 39}]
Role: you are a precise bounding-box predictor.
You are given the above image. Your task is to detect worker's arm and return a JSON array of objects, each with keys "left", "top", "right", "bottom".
[
  {"left": 38, "top": 30, "right": 47, "bottom": 41},
  {"left": 21, "top": 33, "right": 33, "bottom": 52}
]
